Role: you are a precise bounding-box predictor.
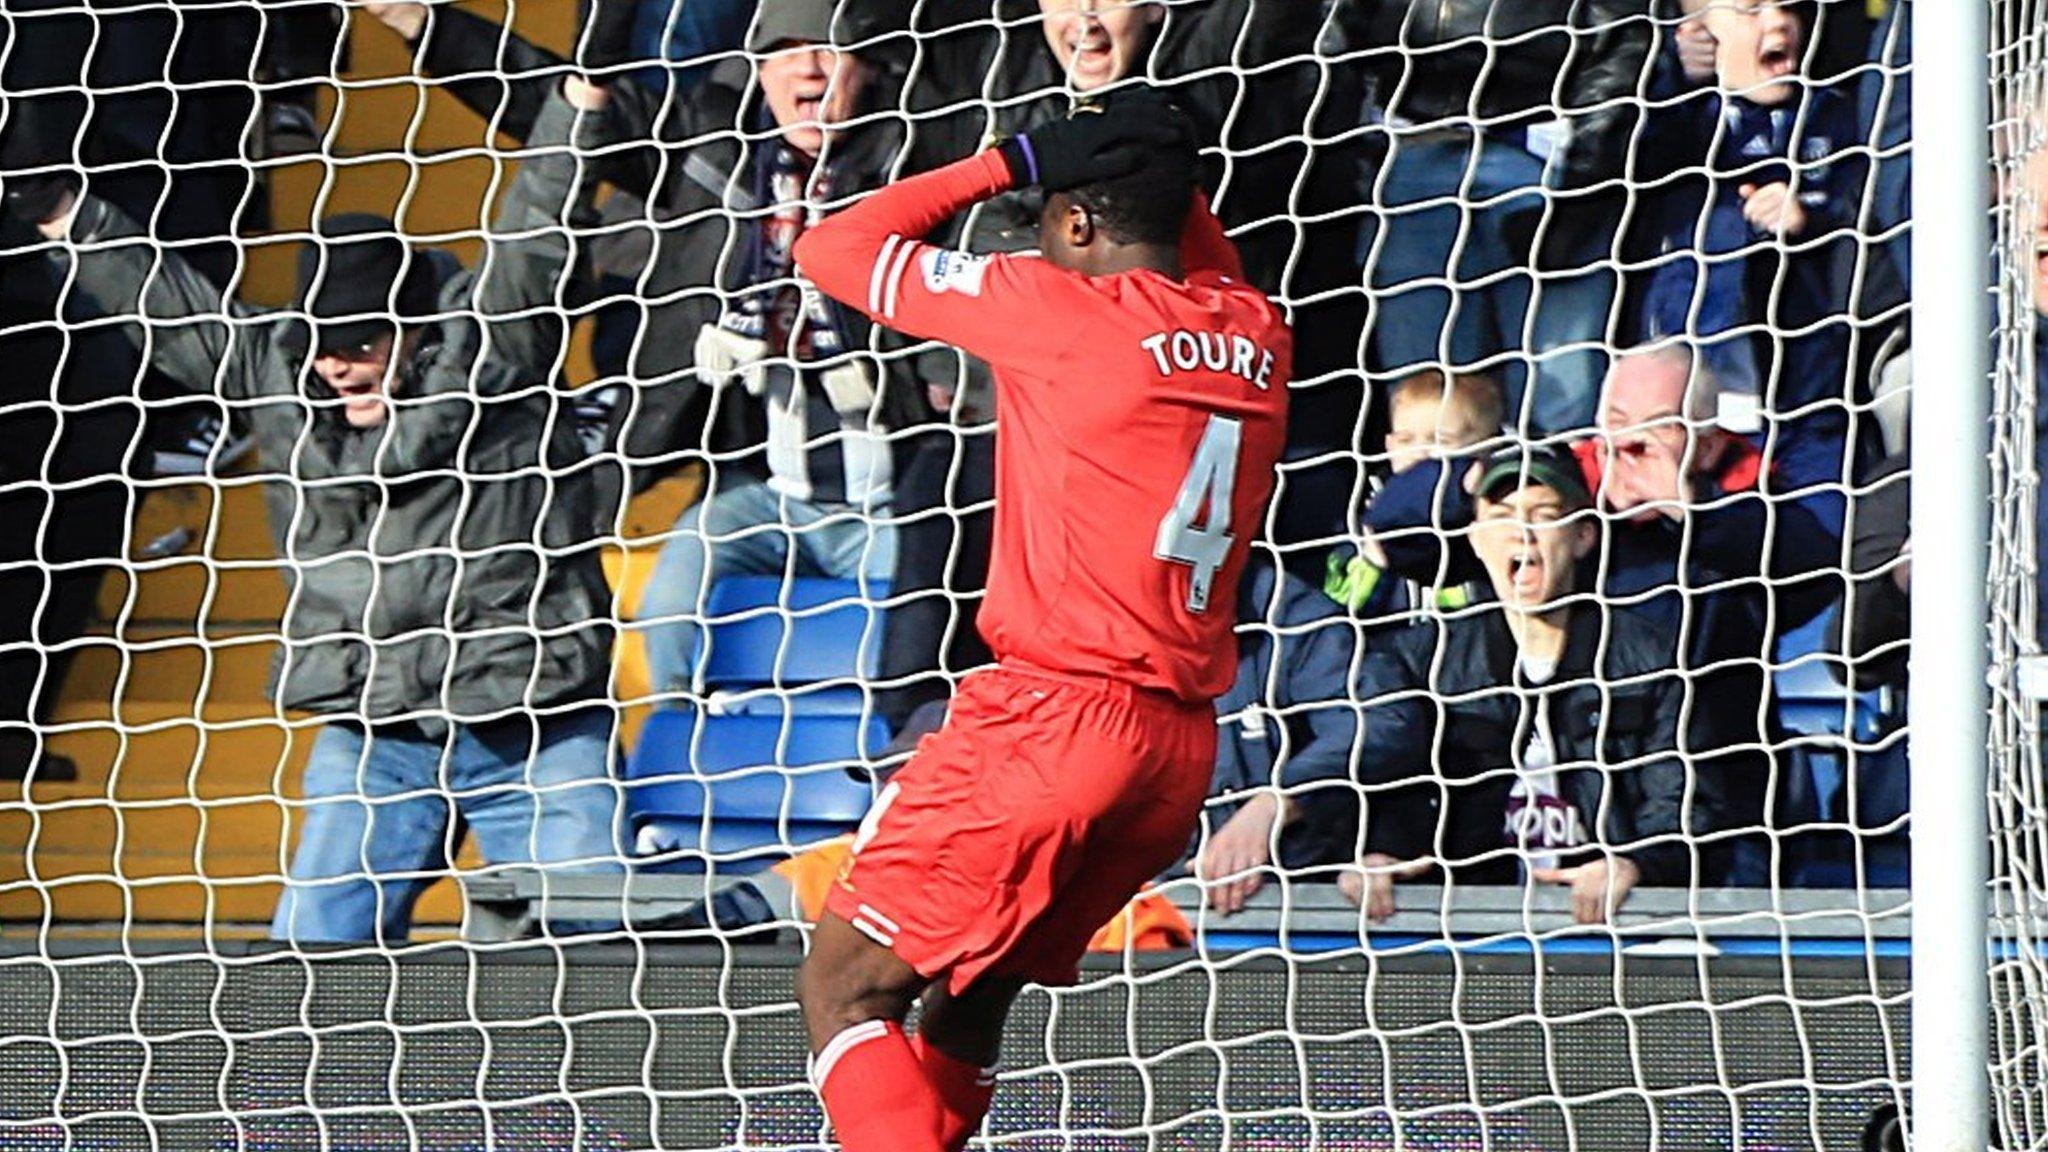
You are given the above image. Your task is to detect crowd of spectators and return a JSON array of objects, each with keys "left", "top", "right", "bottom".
[{"left": 0, "top": 0, "right": 1939, "bottom": 938}]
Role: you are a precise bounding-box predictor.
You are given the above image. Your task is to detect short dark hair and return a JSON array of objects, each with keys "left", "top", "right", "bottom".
[{"left": 1066, "top": 143, "right": 1198, "bottom": 247}]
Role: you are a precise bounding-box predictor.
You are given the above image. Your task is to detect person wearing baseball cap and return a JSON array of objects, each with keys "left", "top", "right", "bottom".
[{"left": 1341, "top": 438, "right": 1701, "bottom": 927}]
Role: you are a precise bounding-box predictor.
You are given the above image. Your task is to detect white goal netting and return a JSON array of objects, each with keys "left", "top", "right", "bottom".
[
  {"left": 1992, "top": 0, "right": 2048, "bottom": 1146},
  {"left": 0, "top": 0, "right": 1989, "bottom": 1149}
]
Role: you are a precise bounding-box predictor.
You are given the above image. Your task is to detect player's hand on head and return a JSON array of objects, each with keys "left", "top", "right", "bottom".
[
  {"left": 1530, "top": 856, "right": 1642, "bottom": 925},
  {"left": 1339, "top": 853, "right": 1430, "bottom": 922},
  {"left": 998, "top": 89, "right": 1198, "bottom": 193}
]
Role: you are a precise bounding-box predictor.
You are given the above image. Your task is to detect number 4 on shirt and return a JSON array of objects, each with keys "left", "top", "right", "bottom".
[{"left": 1155, "top": 414, "right": 1242, "bottom": 614}]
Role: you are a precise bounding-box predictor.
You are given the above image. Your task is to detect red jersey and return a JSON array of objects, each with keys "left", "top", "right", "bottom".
[{"left": 795, "top": 150, "right": 1291, "bottom": 702}]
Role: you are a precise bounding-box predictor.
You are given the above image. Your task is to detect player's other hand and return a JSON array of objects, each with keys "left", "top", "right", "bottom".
[
  {"left": 999, "top": 90, "right": 1196, "bottom": 193},
  {"left": 1530, "top": 856, "right": 1642, "bottom": 925},
  {"left": 1196, "top": 793, "right": 1287, "bottom": 916},
  {"left": 1338, "top": 853, "right": 1430, "bottom": 922}
]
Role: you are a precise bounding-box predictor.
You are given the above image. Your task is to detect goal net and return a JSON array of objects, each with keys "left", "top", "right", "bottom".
[
  {"left": 1993, "top": 0, "right": 2048, "bottom": 1145},
  {"left": 0, "top": 0, "right": 1994, "bottom": 1149}
]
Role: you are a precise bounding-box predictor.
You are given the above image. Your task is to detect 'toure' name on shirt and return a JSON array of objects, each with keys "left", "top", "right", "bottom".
[{"left": 793, "top": 149, "right": 1292, "bottom": 704}]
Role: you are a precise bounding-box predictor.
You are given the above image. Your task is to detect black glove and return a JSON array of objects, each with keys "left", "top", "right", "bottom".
[
  {"left": 0, "top": 94, "right": 86, "bottom": 226},
  {"left": 574, "top": 0, "right": 641, "bottom": 74},
  {"left": 998, "top": 91, "right": 1197, "bottom": 193}
]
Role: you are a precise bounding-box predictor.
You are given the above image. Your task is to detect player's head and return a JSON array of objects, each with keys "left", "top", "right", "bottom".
[
  {"left": 1470, "top": 443, "right": 1598, "bottom": 614},
  {"left": 751, "top": 0, "right": 880, "bottom": 156},
  {"left": 1037, "top": 104, "right": 1199, "bottom": 274},
  {"left": 1038, "top": 0, "right": 1165, "bottom": 91},
  {"left": 1384, "top": 369, "right": 1505, "bottom": 474}
]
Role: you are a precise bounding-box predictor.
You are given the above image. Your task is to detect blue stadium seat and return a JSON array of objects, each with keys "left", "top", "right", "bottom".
[
  {"left": 624, "top": 708, "right": 885, "bottom": 873},
  {"left": 697, "top": 576, "right": 889, "bottom": 691}
]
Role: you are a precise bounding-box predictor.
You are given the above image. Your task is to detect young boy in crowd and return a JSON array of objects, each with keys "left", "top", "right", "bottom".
[
  {"left": 1340, "top": 444, "right": 1697, "bottom": 925},
  {"left": 1636, "top": 0, "right": 1861, "bottom": 528},
  {"left": 1323, "top": 370, "right": 1504, "bottom": 620}
]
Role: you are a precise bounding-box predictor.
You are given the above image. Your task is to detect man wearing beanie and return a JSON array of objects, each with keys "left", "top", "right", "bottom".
[{"left": 0, "top": 75, "right": 624, "bottom": 944}]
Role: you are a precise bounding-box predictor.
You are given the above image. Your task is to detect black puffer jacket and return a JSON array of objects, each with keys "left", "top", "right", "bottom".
[
  {"left": 1356, "top": 603, "right": 1709, "bottom": 887},
  {"left": 1334, "top": 0, "right": 1655, "bottom": 191}
]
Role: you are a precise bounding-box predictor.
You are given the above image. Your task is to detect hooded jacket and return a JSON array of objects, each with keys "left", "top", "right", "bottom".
[{"left": 53, "top": 91, "right": 614, "bottom": 726}]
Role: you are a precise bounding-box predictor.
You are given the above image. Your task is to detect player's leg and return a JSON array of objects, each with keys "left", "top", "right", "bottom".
[
  {"left": 796, "top": 909, "right": 947, "bottom": 1152},
  {"left": 914, "top": 976, "right": 1024, "bottom": 1152}
]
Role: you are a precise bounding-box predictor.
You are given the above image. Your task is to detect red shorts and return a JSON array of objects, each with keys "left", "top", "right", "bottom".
[{"left": 824, "top": 663, "right": 1215, "bottom": 993}]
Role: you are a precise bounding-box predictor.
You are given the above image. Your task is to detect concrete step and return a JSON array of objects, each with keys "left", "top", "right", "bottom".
[
  {"left": 1, "top": 701, "right": 479, "bottom": 927},
  {"left": 22, "top": 700, "right": 306, "bottom": 806},
  {"left": 65, "top": 632, "right": 281, "bottom": 715},
  {"left": 0, "top": 857, "right": 474, "bottom": 927},
  {"left": 95, "top": 479, "right": 291, "bottom": 630}
]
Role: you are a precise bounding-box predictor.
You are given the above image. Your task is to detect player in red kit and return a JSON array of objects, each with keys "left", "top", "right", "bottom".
[{"left": 789, "top": 94, "right": 1291, "bottom": 1152}]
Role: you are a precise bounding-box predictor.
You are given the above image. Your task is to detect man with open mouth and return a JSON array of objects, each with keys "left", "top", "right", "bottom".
[
  {"left": 0, "top": 67, "right": 626, "bottom": 945},
  {"left": 1341, "top": 441, "right": 1697, "bottom": 926}
]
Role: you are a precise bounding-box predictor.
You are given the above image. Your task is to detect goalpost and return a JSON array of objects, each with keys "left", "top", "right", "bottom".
[
  {"left": 0, "top": 0, "right": 2035, "bottom": 1149},
  {"left": 1915, "top": 0, "right": 1991, "bottom": 1148}
]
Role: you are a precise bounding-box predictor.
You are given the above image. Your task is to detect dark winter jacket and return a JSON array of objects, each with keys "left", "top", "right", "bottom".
[
  {"left": 398, "top": 11, "right": 930, "bottom": 475},
  {"left": 53, "top": 92, "right": 615, "bottom": 724},
  {"left": 1355, "top": 604, "right": 1703, "bottom": 887},
  {"left": 1202, "top": 564, "right": 1362, "bottom": 870},
  {"left": 1363, "top": 436, "right": 1838, "bottom": 863},
  {"left": 1332, "top": 0, "right": 1655, "bottom": 191}
]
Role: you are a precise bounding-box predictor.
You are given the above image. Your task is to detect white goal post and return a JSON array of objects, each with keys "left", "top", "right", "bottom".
[{"left": 1910, "top": 0, "right": 1992, "bottom": 1147}]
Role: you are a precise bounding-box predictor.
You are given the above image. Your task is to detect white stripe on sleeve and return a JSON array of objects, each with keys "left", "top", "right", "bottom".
[
  {"left": 881, "top": 241, "right": 919, "bottom": 319},
  {"left": 867, "top": 234, "right": 903, "bottom": 315}
]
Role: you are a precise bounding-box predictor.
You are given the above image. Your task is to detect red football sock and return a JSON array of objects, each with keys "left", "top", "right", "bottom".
[
  {"left": 913, "top": 1033, "right": 997, "bottom": 1151},
  {"left": 813, "top": 1020, "right": 948, "bottom": 1152}
]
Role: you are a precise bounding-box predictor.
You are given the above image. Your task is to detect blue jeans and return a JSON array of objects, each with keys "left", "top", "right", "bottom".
[
  {"left": 1361, "top": 131, "right": 1615, "bottom": 434},
  {"left": 270, "top": 707, "right": 622, "bottom": 944},
  {"left": 636, "top": 479, "right": 897, "bottom": 695}
]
